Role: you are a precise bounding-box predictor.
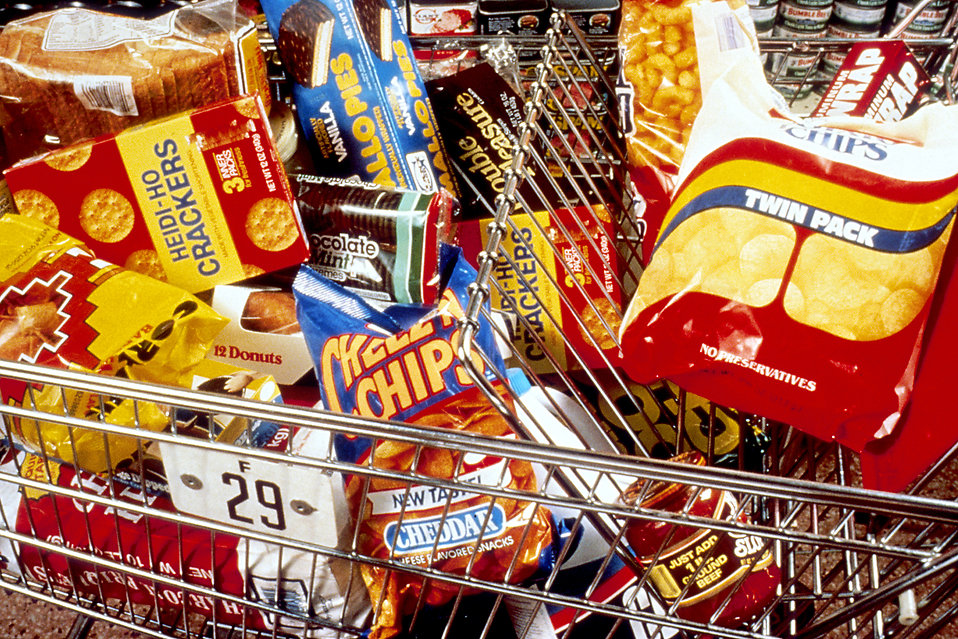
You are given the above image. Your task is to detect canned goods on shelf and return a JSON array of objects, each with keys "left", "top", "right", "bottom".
[
  {"left": 892, "top": 0, "right": 951, "bottom": 33},
  {"left": 750, "top": 1, "right": 781, "bottom": 32},
  {"left": 811, "top": 67, "right": 833, "bottom": 93},
  {"left": 822, "top": 21, "right": 881, "bottom": 73},
  {"left": 783, "top": 0, "right": 834, "bottom": 8},
  {"left": 477, "top": 0, "right": 550, "bottom": 35},
  {"left": 551, "top": 0, "right": 620, "bottom": 35},
  {"left": 894, "top": 27, "right": 944, "bottom": 62},
  {"left": 407, "top": 0, "right": 479, "bottom": 36},
  {"left": 778, "top": 0, "right": 834, "bottom": 31},
  {"left": 831, "top": 0, "right": 888, "bottom": 27},
  {"left": 769, "top": 23, "right": 826, "bottom": 94}
]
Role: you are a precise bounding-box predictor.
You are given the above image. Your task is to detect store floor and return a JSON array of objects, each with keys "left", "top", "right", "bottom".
[{"left": 0, "top": 589, "right": 147, "bottom": 639}]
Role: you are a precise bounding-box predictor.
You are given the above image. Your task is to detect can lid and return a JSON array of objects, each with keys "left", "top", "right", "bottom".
[{"left": 269, "top": 101, "right": 299, "bottom": 165}]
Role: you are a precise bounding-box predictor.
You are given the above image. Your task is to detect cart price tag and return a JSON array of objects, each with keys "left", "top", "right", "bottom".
[{"left": 161, "top": 441, "right": 343, "bottom": 547}]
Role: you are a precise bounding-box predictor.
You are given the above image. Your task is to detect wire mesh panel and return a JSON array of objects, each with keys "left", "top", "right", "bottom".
[
  {"left": 2, "top": 360, "right": 958, "bottom": 639},
  {"left": 455, "top": 9, "right": 958, "bottom": 639}
]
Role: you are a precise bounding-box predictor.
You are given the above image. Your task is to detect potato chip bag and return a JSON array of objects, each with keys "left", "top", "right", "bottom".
[
  {"left": 0, "top": 215, "right": 228, "bottom": 472},
  {"left": 293, "top": 246, "right": 555, "bottom": 639},
  {"left": 618, "top": 9, "right": 958, "bottom": 452}
]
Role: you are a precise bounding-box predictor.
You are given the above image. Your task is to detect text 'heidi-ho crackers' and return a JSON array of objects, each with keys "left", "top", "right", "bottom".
[{"left": 4, "top": 95, "right": 308, "bottom": 294}]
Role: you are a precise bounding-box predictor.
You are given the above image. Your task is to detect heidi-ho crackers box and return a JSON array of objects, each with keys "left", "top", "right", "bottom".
[
  {"left": 261, "top": 0, "right": 459, "bottom": 196},
  {"left": 4, "top": 94, "right": 308, "bottom": 294},
  {"left": 457, "top": 205, "right": 623, "bottom": 373}
]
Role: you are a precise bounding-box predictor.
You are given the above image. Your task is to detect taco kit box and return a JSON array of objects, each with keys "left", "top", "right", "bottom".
[{"left": 4, "top": 95, "right": 309, "bottom": 294}]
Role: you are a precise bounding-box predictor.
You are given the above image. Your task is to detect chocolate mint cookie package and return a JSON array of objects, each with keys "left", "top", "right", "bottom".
[{"left": 291, "top": 174, "right": 457, "bottom": 305}]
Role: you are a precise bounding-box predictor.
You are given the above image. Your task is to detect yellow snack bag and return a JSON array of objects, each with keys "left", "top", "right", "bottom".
[
  {"left": 617, "top": 0, "right": 759, "bottom": 265},
  {"left": 0, "top": 215, "right": 228, "bottom": 472}
]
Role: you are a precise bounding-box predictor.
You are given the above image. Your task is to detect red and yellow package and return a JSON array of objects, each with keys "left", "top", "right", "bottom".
[
  {"left": 618, "top": 29, "right": 958, "bottom": 452},
  {"left": 0, "top": 215, "right": 227, "bottom": 472},
  {"left": 4, "top": 94, "right": 307, "bottom": 294},
  {"left": 457, "top": 205, "right": 623, "bottom": 373}
]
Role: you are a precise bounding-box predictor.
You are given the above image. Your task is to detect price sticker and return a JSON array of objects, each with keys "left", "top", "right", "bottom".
[{"left": 161, "top": 438, "right": 344, "bottom": 547}]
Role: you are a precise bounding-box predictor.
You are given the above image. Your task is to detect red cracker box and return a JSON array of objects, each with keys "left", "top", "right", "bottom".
[
  {"left": 811, "top": 41, "right": 931, "bottom": 121},
  {"left": 4, "top": 95, "right": 308, "bottom": 294},
  {"left": 458, "top": 205, "right": 623, "bottom": 373}
]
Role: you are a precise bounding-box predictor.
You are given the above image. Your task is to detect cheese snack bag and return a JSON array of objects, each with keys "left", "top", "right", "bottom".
[
  {"left": 619, "top": 9, "right": 958, "bottom": 451},
  {"left": 293, "top": 246, "right": 555, "bottom": 639}
]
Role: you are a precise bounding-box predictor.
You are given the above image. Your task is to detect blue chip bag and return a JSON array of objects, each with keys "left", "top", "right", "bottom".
[{"left": 293, "top": 245, "right": 555, "bottom": 639}]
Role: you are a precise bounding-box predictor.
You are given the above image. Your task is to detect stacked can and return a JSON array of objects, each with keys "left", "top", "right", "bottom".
[
  {"left": 889, "top": 0, "right": 952, "bottom": 62},
  {"left": 750, "top": 0, "right": 779, "bottom": 67},
  {"left": 822, "top": 0, "right": 885, "bottom": 78},
  {"left": 750, "top": 0, "right": 781, "bottom": 36},
  {"left": 833, "top": 0, "right": 889, "bottom": 30},
  {"left": 771, "top": 0, "right": 833, "bottom": 100},
  {"left": 891, "top": 0, "right": 952, "bottom": 35}
]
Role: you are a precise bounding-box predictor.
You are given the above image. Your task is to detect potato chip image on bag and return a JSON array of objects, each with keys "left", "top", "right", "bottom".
[
  {"left": 293, "top": 245, "right": 555, "bottom": 639},
  {"left": 618, "top": 37, "right": 958, "bottom": 453}
]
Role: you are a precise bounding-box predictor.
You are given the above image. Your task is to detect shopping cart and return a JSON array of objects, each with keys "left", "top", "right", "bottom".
[{"left": 1, "top": 4, "right": 958, "bottom": 639}]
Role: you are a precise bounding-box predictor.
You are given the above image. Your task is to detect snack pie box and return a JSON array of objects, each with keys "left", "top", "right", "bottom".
[
  {"left": 811, "top": 41, "right": 931, "bottom": 120},
  {"left": 261, "top": 0, "right": 459, "bottom": 196},
  {"left": 4, "top": 95, "right": 308, "bottom": 294}
]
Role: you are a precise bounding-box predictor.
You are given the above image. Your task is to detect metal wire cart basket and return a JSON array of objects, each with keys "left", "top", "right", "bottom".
[{"left": 2, "top": 4, "right": 958, "bottom": 639}]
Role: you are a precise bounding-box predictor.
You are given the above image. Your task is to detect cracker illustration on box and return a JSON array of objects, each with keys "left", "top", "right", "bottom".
[
  {"left": 245, "top": 197, "right": 300, "bottom": 251},
  {"left": 277, "top": 0, "right": 336, "bottom": 88},
  {"left": 3, "top": 95, "right": 308, "bottom": 294},
  {"left": 79, "top": 188, "right": 135, "bottom": 243},
  {"left": 12, "top": 190, "right": 59, "bottom": 228}
]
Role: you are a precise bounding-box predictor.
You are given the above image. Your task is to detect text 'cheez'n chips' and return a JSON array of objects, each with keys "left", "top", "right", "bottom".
[{"left": 292, "top": 245, "right": 555, "bottom": 639}]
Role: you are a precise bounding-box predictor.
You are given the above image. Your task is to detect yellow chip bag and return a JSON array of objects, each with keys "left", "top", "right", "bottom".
[
  {"left": 0, "top": 215, "right": 228, "bottom": 472},
  {"left": 619, "top": 5, "right": 958, "bottom": 451}
]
